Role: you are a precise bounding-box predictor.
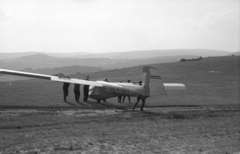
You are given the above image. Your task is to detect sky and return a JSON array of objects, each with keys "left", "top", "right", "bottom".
[{"left": 0, "top": 0, "right": 239, "bottom": 53}]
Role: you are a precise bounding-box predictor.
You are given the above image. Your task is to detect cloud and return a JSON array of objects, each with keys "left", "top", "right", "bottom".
[
  {"left": 0, "top": 6, "right": 17, "bottom": 21},
  {"left": 0, "top": 6, "right": 7, "bottom": 21},
  {"left": 198, "top": 9, "right": 239, "bottom": 32}
]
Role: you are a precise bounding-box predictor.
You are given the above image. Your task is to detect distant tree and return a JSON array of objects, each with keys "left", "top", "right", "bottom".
[
  {"left": 180, "top": 58, "right": 187, "bottom": 62},
  {"left": 53, "top": 73, "right": 65, "bottom": 76},
  {"left": 180, "top": 57, "right": 202, "bottom": 62},
  {"left": 232, "top": 55, "right": 235, "bottom": 56}
]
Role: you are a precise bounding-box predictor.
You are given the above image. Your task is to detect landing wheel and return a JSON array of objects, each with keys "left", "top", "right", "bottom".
[{"left": 97, "top": 99, "right": 101, "bottom": 103}]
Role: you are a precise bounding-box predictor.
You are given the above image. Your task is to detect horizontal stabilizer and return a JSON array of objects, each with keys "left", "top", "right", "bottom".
[{"left": 163, "top": 83, "right": 186, "bottom": 90}]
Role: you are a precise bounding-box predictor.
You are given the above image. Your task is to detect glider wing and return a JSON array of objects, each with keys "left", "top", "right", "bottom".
[{"left": 0, "top": 69, "right": 103, "bottom": 87}]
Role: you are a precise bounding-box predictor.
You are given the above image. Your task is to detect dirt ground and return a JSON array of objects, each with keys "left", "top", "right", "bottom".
[{"left": 0, "top": 105, "right": 239, "bottom": 154}]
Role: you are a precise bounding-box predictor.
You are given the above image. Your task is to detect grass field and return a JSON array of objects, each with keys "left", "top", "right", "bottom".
[
  {"left": 0, "top": 106, "right": 239, "bottom": 153},
  {"left": 0, "top": 56, "right": 239, "bottom": 153},
  {"left": 0, "top": 56, "right": 239, "bottom": 108}
]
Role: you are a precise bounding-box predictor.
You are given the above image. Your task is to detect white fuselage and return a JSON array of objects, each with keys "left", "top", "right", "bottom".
[{"left": 88, "top": 81, "right": 148, "bottom": 100}]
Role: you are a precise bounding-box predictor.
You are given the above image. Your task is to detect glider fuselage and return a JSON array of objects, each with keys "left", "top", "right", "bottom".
[{"left": 89, "top": 81, "right": 148, "bottom": 100}]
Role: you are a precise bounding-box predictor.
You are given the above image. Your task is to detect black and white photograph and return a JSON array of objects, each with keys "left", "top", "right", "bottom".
[{"left": 0, "top": 0, "right": 239, "bottom": 153}]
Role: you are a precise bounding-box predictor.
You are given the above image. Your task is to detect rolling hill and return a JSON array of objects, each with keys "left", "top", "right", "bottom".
[
  {"left": 0, "top": 52, "right": 90, "bottom": 59},
  {"left": 0, "top": 56, "right": 238, "bottom": 107},
  {"left": 16, "top": 54, "right": 57, "bottom": 61},
  {"left": 0, "top": 53, "right": 211, "bottom": 70},
  {"left": 227, "top": 51, "right": 240, "bottom": 56},
  {"left": 0, "top": 52, "right": 43, "bottom": 59},
  {"left": 0, "top": 55, "right": 123, "bottom": 70},
  {"left": 76, "top": 49, "right": 230, "bottom": 59},
  {"left": 0, "top": 49, "right": 231, "bottom": 71}
]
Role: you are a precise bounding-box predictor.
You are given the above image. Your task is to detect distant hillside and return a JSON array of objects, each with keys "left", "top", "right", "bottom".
[
  {"left": 16, "top": 54, "right": 57, "bottom": 61},
  {"left": 45, "top": 52, "right": 90, "bottom": 57},
  {"left": 77, "top": 56, "right": 238, "bottom": 81},
  {"left": 74, "top": 56, "right": 239, "bottom": 105},
  {"left": 227, "top": 52, "right": 240, "bottom": 56},
  {"left": 0, "top": 52, "right": 90, "bottom": 59},
  {"left": 0, "top": 49, "right": 231, "bottom": 60},
  {"left": 0, "top": 56, "right": 126, "bottom": 70},
  {"left": 76, "top": 49, "right": 230, "bottom": 59},
  {"left": 0, "top": 52, "right": 43, "bottom": 59},
  {"left": 103, "top": 55, "right": 199, "bottom": 69},
  {"left": 0, "top": 56, "right": 238, "bottom": 107},
  {"left": 0, "top": 49, "right": 233, "bottom": 71},
  {"left": 0, "top": 53, "right": 199, "bottom": 70}
]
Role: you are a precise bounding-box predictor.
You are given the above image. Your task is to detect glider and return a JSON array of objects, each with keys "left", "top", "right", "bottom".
[{"left": 0, "top": 66, "right": 186, "bottom": 103}]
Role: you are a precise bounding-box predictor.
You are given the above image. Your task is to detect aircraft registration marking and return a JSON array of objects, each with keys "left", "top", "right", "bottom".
[{"left": 109, "top": 87, "right": 130, "bottom": 95}]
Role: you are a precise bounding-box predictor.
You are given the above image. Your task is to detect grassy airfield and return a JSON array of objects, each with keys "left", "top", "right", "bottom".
[
  {"left": 0, "top": 56, "right": 239, "bottom": 153},
  {"left": 0, "top": 56, "right": 239, "bottom": 107}
]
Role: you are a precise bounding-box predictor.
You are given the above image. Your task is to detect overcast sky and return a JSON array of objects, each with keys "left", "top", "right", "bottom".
[{"left": 0, "top": 0, "right": 239, "bottom": 53}]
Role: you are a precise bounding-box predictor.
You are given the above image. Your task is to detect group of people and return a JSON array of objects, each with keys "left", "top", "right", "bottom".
[
  {"left": 62, "top": 77, "right": 146, "bottom": 111},
  {"left": 118, "top": 80, "right": 131, "bottom": 103},
  {"left": 62, "top": 75, "right": 89, "bottom": 102},
  {"left": 118, "top": 80, "right": 146, "bottom": 111}
]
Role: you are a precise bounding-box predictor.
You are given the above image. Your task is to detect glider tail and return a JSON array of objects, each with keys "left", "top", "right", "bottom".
[
  {"left": 142, "top": 66, "right": 167, "bottom": 96},
  {"left": 142, "top": 65, "right": 186, "bottom": 96}
]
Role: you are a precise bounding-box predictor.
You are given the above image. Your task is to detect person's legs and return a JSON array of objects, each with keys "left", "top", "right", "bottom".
[
  {"left": 83, "top": 88, "right": 87, "bottom": 102},
  {"left": 83, "top": 95, "right": 86, "bottom": 101},
  {"left": 140, "top": 98, "right": 146, "bottom": 111},
  {"left": 128, "top": 96, "right": 131, "bottom": 103},
  {"left": 63, "top": 88, "right": 68, "bottom": 101},
  {"left": 85, "top": 90, "right": 89, "bottom": 101},
  {"left": 77, "top": 90, "right": 80, "bottom": 101},
  {"left": 63, "top": 93, "right": 67, "bottom": 101},
  {"left": 118, "top": 96, "right": 121, "bottom": 103},
  {"left": 74, "top": 90, "right": 78, "bottom": 101},
  {"left": 132, "top": 97, "right": 140, "bottom": 110},
  {"left": 122, "top": 96, "right": 125, "bottom": 103}
]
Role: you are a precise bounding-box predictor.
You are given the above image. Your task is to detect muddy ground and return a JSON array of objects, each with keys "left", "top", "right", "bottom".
[{"left": 0, "top": 105, "right": 239, "bottom": 154}]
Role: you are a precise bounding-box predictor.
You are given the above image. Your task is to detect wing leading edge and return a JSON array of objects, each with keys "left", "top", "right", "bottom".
[{"left": 0, "top": 69, "right": 103, "bottom": 87}]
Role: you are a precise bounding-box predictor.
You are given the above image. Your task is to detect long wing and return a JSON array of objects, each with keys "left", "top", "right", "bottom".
[{"left": 0, "top": 68, "right": 103, "bottom": 87}]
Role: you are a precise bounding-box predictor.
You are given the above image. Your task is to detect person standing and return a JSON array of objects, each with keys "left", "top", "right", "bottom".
[
  {"left": 63, "top": 82, "right": 70, "bottom": 102},
  {"left": 122, "top": 80, "right": 131, "bottom": 103},
  {"left": 102, "top": 78, "right": 109, "bottom": 102},
  {"left": 132, "top": 96, "right": 146, "bottom": 111},
  {"left": 132, "top": 81, "right": 146, "bottom": 111},
  {"left": 118, "top": 81, "right": 122, "bottom": 103},
  {"left": 83, "top": 75, "right": 89, "bottom": 102},
  {"left": 74, "top": 83, "right": 80, "bottom": 102}
]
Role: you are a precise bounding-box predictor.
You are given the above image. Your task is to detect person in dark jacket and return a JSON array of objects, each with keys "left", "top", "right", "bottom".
[
  {"left": 63, "top": 82, "right": 70, "bottom": 102},
  {"left": 132, "top": 81, "right": 146, "bottom": 111},
  {"left": 74, "top": 83, "right": 80, "bottom": 102},
  {"left": 118, "top": 81, "right": 122, "bottom": 103},
  {"left": 83, "top": 75, "right": 89, "bottom": 102},
  {"left": 102, "top": 78, "right": 109, "bottom": 102},
  {"left": 122, "top": 80, "right": 131, "bottom": 103}
]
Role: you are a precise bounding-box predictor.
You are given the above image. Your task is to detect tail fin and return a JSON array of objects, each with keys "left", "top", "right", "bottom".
[
  {"left": 142, "top": 66, "right": 167, "bottom": 96},
  {"left": 142, "top": 66, "right": 156, "bottom": 89}
]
